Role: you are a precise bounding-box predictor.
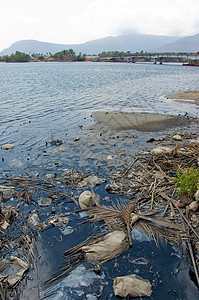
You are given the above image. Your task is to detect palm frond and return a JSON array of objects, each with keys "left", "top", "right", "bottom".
[
  {"left": 133, "top": 219, "right": 184, "bottom": 246},
  {"left": 46, "top": 252, "right": 84, "bottom": 285},
  {"left": 138, "top": 214, "right": 183, "bottom": 231},
  {"left": 86, "top": 203, "right": 135, "bottom": 245}
]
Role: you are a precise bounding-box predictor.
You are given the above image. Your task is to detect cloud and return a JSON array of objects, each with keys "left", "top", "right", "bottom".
[
  {"left": 0, "top": 0, "right": 199, "bottom": 51},
  {"left": 18, "top": 15, "right": 42, "bottom": 24}
]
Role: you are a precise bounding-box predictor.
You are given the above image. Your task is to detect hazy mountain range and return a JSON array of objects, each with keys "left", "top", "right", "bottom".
[{"left": 1, "top": 33, "right": 199, "bottom": 56}]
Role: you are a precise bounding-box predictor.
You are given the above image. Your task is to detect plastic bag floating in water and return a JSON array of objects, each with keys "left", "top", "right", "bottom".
[{"left": 113, "top": 273, "right": 152, "bottom": 298}]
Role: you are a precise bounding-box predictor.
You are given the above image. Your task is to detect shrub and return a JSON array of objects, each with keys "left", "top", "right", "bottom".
[{"left": 173, "top": 167, "right": 199, "bottom": 196}]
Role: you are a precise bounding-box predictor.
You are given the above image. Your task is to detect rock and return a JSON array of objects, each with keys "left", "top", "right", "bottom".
[
  {"left": 139, "top": 151, "right": 150, "bottom": 155},
  {"left": 105, "top": 184, "right": 114, "bottom": 192},
  {"left": 177, "top": 193, "right": 192, "bottom": 208},
  {"left": 45, "top": 173, "right": 56, "bottom": 179},
  {"left": 78, "top": 190, "right": 99, "bottom": 209},
  {"left": 194, "top": 190, "right": 199, "bottom": 201},
  {"left": 37, "top": 197, "right": 52, "bottom": 207},
  {"left": 177, "top": 200, "right": 186, "bottom": 208},
  {"left": 189, "top": 201, "right": 199, "bottom": 212},
  {"left": 151, "top": 146, "right": 172, "bottom": 155},
  {"left": 172, "top": 134, "right": 182, "bottom": 141},
  {"left": 0, "top": 143, "right": 15, "bottom": 150},
  {"left": 113, "top": 274, "right": 152, "bottom": 298}
]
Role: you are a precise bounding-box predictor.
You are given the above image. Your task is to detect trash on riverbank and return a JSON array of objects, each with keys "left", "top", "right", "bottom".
[
  {"left": 78, "top": 190, "right": 99, "bottom": 209},
  {"left": 0, "top": 136, "right": 199, "bottom": 298}
]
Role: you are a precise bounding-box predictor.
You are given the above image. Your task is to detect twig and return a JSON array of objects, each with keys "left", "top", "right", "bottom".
[
  {"left": 169, "top": 202, "right": 176, "bottom": 219},
  {"left": 160, "top": 192, "right": 199, "bottom": 240},
  {"left": 162, "top": 202, "right": 170, "bottom": 217},
  {"left": 180, "top": 209, "right": 199, "bottom": 286},
  {"left": 123, "top": 158, "right": 139, "bottom": 176},
  {"left": 150, "top": 178, "right": 157, "bottom": 210},
  {"left": 28, "top": 186, "right": 78, "bottom": 206}
]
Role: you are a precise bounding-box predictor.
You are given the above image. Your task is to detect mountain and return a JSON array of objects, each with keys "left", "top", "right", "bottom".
[
  {"left": 0, "top": 34, "right": 180, "bottom": 56},
  {"left": 156, "top": 33, "right": 199, "bottom": 52}
]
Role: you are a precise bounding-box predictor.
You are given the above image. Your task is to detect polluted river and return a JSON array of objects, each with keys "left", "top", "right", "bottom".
[{"left": 0, "top": 61, "right": 199, "bottom": 299}]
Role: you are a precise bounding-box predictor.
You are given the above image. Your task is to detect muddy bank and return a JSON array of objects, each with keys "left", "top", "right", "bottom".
[
  {"left": 166, "top": 91, "right": 199, "bottom": 105},
  {"left": 92, "top": 111, "right": 194, "bottom": 131}
]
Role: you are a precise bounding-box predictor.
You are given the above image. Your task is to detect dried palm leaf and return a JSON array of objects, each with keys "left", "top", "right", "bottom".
[
  {"left": 137, "top": 214, "right": 183, "bottom": 231},
  {"left": 46, "top": 252, "right": 84, "bottom": 284},
  {"left": 47, "top": 232, "right": 107, "bottom": 284},
  {"left": 86, "top": 203, "right": 135, "bottom": 245},
  {"left": 132, "top": 219, "right": 185, "bottom": 246}
]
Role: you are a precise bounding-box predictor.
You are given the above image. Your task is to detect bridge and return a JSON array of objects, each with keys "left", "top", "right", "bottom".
[{"left": 99, "top": 52, "right": 199, "bottom": 64}]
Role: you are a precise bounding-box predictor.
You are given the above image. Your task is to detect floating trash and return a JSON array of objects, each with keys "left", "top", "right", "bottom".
[
  {"left": 0, "top": 143, "right": 15, "bottom": 150},
  {"left": 113, "top": 274, "right": 152, "bottom": 298}
]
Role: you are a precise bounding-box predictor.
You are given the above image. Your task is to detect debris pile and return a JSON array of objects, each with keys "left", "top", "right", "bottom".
[{"left": 0, "top": 138, "right": 199, "bottom": 298}]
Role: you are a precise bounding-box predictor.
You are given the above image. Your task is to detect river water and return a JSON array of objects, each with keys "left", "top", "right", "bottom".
[{"left": 0, "top": 62, "right": 199, "bottom": 299}]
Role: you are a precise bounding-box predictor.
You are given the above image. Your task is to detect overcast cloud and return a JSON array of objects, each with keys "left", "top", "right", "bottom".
[{"left": 0, "top": 0, "right": 199, "bottom": 51}]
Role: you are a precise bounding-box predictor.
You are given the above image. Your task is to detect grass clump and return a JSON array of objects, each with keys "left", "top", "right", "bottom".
[{"left": 173, "top": 167, "right": 199, "bottom": 196}]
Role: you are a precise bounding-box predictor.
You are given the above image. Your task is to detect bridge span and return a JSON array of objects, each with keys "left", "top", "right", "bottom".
[{"left": 99, "top": 52, "right": 199, "bottom": 64}]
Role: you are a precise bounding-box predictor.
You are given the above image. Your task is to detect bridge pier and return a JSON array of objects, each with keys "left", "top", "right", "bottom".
[
  {"left": 153, "top": 58, "right": 157, "bottom": 64},
  {"left": 159, "top": 57, "right": 163, "bottom": 64}
]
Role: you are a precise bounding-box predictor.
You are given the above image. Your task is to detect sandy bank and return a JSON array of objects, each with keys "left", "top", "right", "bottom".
[
  {"left": 92, "top": 111, "right": 192, "bottom": 132},
  {"left": 166, "top": 91, "right": 199, "bottom": 105}
]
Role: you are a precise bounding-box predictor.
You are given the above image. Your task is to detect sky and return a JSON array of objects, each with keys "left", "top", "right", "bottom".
[{"left": 0, "top": 0, "right": 199, "bottom": 52}]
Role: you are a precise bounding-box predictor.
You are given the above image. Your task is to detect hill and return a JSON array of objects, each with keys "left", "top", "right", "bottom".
[
  {"left": 156, "top": 33, "right": 199, "bottom": 52},
  {"left": 0, "top": 34, "right": 180, "bottom": 56}
]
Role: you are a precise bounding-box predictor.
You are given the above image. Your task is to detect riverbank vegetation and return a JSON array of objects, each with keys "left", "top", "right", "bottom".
[
  {"left": 0, "top": 49, "right": 194, "bottom": 63},
  {"left": 0, "top": 49, "right": 87, "bottom": 63}
]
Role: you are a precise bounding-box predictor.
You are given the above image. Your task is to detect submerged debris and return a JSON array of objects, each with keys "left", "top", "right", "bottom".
[
  {"left": 47, "top": 214, "right": 69, "bottom": 226},
  {"left": 0, "top": 185, "right": 15, "bottom": 199},
  {"left": 37, "top": 197, "right": 52, "bottom": 207},
  {"left": 78, "top": 175, "right": 106, "bottom": 188},
  {"left": 0, "top": 256, "right": 29, "bottom": 287}
]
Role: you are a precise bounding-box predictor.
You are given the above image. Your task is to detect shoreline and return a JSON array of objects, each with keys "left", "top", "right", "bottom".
[
  {"left": 166, "top": 91, "right": 199, "bottom": 105},
  {"left": 92, "top": 111, "right": 196, "bottom": 132}
]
